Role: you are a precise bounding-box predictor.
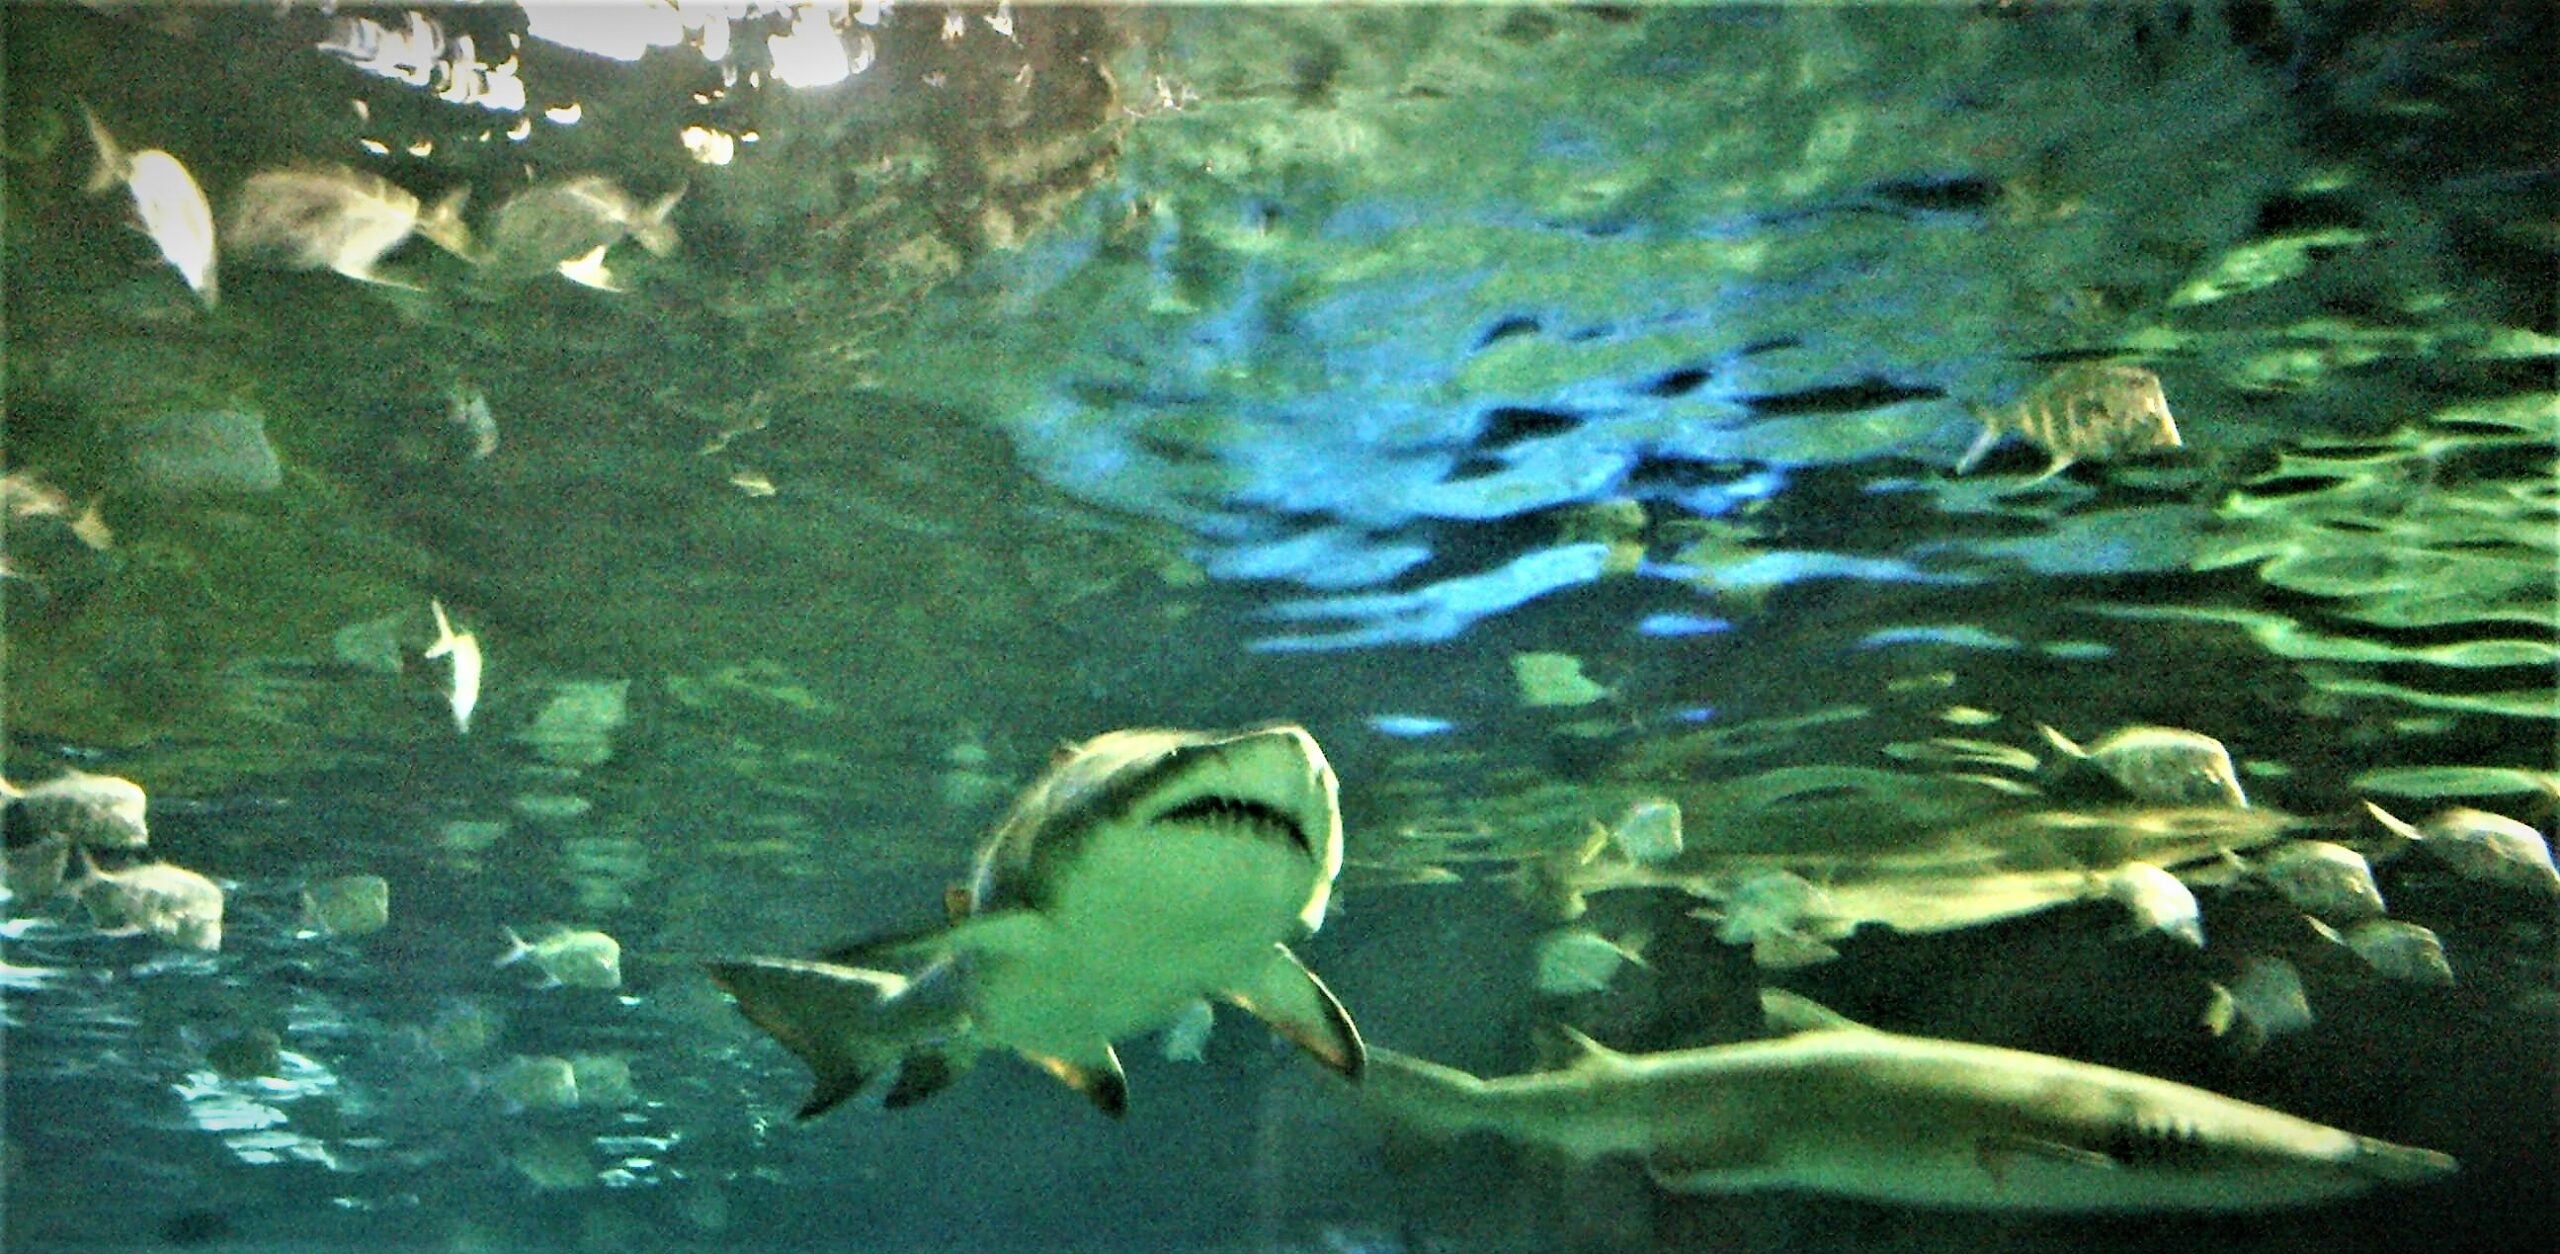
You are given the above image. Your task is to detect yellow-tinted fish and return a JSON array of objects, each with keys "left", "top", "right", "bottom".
[
  {"left": 1959, "top": 362, "right": 2181, "bottom": 481},
  {"left": 82, "top": 107, "right": 218, "bottom": 306},
  {"left": 2, "top": 768, "right": 150, "bottom": 848},
  {"left": 497, "top": 926, "right": 621, "bottom": 989},
  {"left": 479, "top": 176, "right": 682, "bottom": 292},
  {"left": 68, "top": 853, "right": 224, "bottom": 951},
  {"left": 2041, "top": 723, "right": 2248, "bottom": 809},
  {"left": 225, "top": 165, "right": 472, "bottom": 288}
]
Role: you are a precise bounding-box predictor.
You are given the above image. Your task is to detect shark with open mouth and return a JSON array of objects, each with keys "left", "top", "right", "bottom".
[{"left": 707, "top": 723, "right": 1365, "bottom": 1119}]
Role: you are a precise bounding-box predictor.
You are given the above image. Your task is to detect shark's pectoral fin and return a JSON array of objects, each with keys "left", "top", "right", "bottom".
[
  {"left": 1976, "top": 1133, "right": 2122, "bottom": 1185},
  {"left": 1758, "top": 988, "right": 1871, "bottom": 1036},
  {"left": 1023, "top": 1046, "right": 1128, "bottom": 1118},
  {"left": 703, "top": 957, "right": 906, "bottom": 1120},
  {"left": 1643, "top": 1138, "right": 1778, "bottom": 1193},
  {"left": 1221, "top": 944, "right": 1365, "bottom": 1082}
]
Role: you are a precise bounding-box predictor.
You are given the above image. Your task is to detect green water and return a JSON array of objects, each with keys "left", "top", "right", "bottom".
[{"left": 3, "top": 4, "right": 2552, "bottom": 1251}]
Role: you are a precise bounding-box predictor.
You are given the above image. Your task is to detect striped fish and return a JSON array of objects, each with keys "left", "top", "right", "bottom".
[{"left": 1958, "top": 362, "right": 2182, "bottom": 481}]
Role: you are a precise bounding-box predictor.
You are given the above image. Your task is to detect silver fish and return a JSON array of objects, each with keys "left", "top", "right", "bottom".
[
  {"left": 68, "top": 854, "right": 223, "bottom": 951},
  {"left": 2041, "top": 724, "right": 2248, "bottom": 809},
  {"left": 1959, "top": 362, "right": 2181, "bottom": 481},
  {"left": 478, "top": 176, "right": 682, "bottom": 291},
  {"left": 707, "top": 724, "right": 1363, "bottom": 1118},
  {"left": 82, "top": 107, "right": 218, "bottom": 306},
  {"left": 2364, "top": 803, "right": 2560, "bottom": 897},
  {"left": 224, "top": 165, "right": 472, "bottom": 288},
  {"left": 1361, "top": 989, "right": 2454, "bottom": 1212}
]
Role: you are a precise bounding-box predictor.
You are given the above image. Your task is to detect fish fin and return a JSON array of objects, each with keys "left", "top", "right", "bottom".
[
  {"left": 702, "top": 956, "right": 916, "bottom": 1120},
  {"left": 1220, "top": 944, "right": 1365, "bottom": 1082},
  {"left": 1541, "top": 1023, "right": 1632, "bottom": 1073},
  {"left": 880, "top": 1047, "right": 971, "bottom": 1109},
  {"left": 1023, "top": 1047, "right": 1127, "bottom": 1118},
  {"left": 1757, "top": 988, "right": 1869, "bottom": 1035},
  {"left": 1978, "top": 1134, "right": 2121, "bottom": 1181},
  {"left": 2035, "top": 723, "right": 2087, "bottom": 761},
  {"left": 493, "top": 925, "right": 531, "bottom": 967},
  {"left": 418, "top": 187, "right": 476, "bottom": 259},
  {"left": 2025, "top": 453, "right": 2076, "bottom": 484},
  {"left": 1953, "top": 420, "right": 2002, "bottom": 475},
  {"left": 556, "top": 244, "right": 621, "bottom": 291},
  {"left": 79, "top": 104, "right": 125, "bottom": 194},
  {"left": 424, "top": 599, "right": 458, "bottom": 658},
  {"left": 631, "top": 186, "right": 685, "bottom": 256}
]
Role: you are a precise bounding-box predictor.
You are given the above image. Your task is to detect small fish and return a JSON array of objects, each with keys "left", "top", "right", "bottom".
[
  {"left": 1, "top": 768, "right": 150, "bottom": 849},
  {"left": 568, "top": 1053, "right": 639, "bottom": 1107},
  {"left": 224, "top": 165, "right": 472, "bottom": 288},
  {"left": 497, "top": 926, "right": 622, "bottom": 990},
  {"left": 446, "top": 385, "right": 499, "bottom": 459},
  {"left": 1158, "top": 998, "right": 1215, "bottom": 1063},
  {"left": 2102, "top": 861, "right": 2204, "bottom": 947},
  {"left": 1606, "top": 797, "right": 1683, "bottom": 865},
  {"left": 2040, "top": 724, "right": 2247, "bottom": 809},
  {"left": 67, "top": 852, "right": 223, "bottom": 951},
  {"left": 2203, "top": 956, "right": 2312, "bottom": 1051},
  {"left": 1533, "top": 927, "right": 1647, "bottom": 996},
  {"left": 81, "top": 107, "right": 218, "bottom": 306},
  {"left": 2364, "top": 803, "right": 2560, "bottom": 897},
  {"left": 488, "top": 1054, "right": 581, "bottom": 1110},
  {"left": 1958, "top": 362, "right": 2181, "bottom": 481},
  {"left": 2326, "top": 919, "right": 2454, "bottom": 987},
  {"left": 479, "top": 176, "right": 682, "bottom": 291},
  {"left": 2255, "top": 841, "right": 2386, "bottom": 923},
  {"left": 299, "top": 874, "right": 390, "bottom": 937},
  {"left": 66, "top": 501, "right": 114, "bottom": 551},
  {"left": 727, "top": 471, "right": 777, "bottom": 497},
  {"left": 424, "top": 598, "right": 481, "bottom": 734},
  {"left": 1511, "top": 651, "right": 1610, "bottom": 708}
]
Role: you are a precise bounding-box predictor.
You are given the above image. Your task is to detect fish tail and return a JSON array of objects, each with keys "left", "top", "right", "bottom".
[
  {"left": 418, "top": 187, "right": 477, "bottom": 260},
  {"left": 631, "top": 186, "right": 685, "bottom": 257},
  {"left": 2035, "top": 723, "right": 2087, "bottom": 762},
  {"left": 494, "top": 925, "right": 531, "bottom": 968},
  {"left": 1358, "top": 1047, "right": 1498, "bottom": 1141},
  {"left": 702, "top": 955, "right": 970, "bottom": 1120},
  {"left": 79, "top": 103, "right": 125, "bottom": 195}
]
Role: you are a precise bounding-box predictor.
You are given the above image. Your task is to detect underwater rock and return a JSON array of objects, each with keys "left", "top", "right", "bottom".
[{"left": 126, "top": 409, "right": 283, "bottom": 496}]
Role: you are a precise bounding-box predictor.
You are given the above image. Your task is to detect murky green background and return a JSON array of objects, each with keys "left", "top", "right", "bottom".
[{"left": 3, "top": 3, "right": 2552, "bottom": 1251}]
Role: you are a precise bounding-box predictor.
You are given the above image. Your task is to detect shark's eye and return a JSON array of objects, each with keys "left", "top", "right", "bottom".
[{"left": 1156, "top": 795, "right": 1311, "bottom": 853}]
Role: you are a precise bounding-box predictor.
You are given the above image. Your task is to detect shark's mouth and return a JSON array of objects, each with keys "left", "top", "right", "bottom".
[{"left": 1154, "top": 795, "right": 1314, "bottom": 855}]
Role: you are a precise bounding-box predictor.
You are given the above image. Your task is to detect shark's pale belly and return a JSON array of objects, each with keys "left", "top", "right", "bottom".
[{"left": 965, "top": 823, "right": 1319, "bottom": 1060}]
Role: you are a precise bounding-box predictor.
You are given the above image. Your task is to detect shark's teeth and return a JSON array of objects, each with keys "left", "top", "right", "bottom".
[{"left": 1154, "top": 795, "right": 1311, "bottom": 854}]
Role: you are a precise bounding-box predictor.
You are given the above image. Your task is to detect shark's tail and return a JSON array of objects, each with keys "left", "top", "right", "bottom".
[
  {"left": 2350, "top": 1135, "right": 2459, "bottom": 1184},
  {"left": 704, "top": 955, "right": 977, "bottom": 1120},
  {"left": 1355, "top": 1046, "right": 1501, "bottom": 1141}
]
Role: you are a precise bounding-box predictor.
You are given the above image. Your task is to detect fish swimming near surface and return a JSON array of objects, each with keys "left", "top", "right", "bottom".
[
  {"left": 2040, "top": 723, "right": 2247, "bottom": 810},
  {"left": 224, "top": 165, "right": 473, "bottom": 288},
  {"left": 1958, "top": 362, "right": 2181, "bottom": 481},
  {"left": 1358, "top": 988, "right": 2455, "bottom": 1213},
  {"left": 706, "top": 724, "right": 1366, "bottom": 1119},
  {"left": 81, "top": 107, "right": 218, "bottom": 306},
  {"left": 478, "top": 175, "right": 682, "bottom": 292},
  {"left": 2, "top": 768, "right": 150, "bottom": 849},
  {"left": 66, "top": 852, "right": 224, "bottom": 951}
]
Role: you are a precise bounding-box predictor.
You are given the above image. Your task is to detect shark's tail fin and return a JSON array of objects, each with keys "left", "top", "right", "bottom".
[
  {"left": 704, "top": 955, "right": 975, "bottom": 1120},
  {"left": 1354, "top": 1046, "right": 1499, "bottom": 1141},
  {"left": 2349, "top": 1136, "right": 2458, "bottom": 1184}
]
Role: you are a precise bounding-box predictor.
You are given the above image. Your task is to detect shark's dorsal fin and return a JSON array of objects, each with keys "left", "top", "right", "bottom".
[
  {"left": 817, "top": 923, "right": 953, "bottom": 968},
  {"left": 1759, "top": 988, "right": 1872, "bottom": 1035},
  {"left": 1551, "top": 1024, "right": 1634, "bottom": 1073}
]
